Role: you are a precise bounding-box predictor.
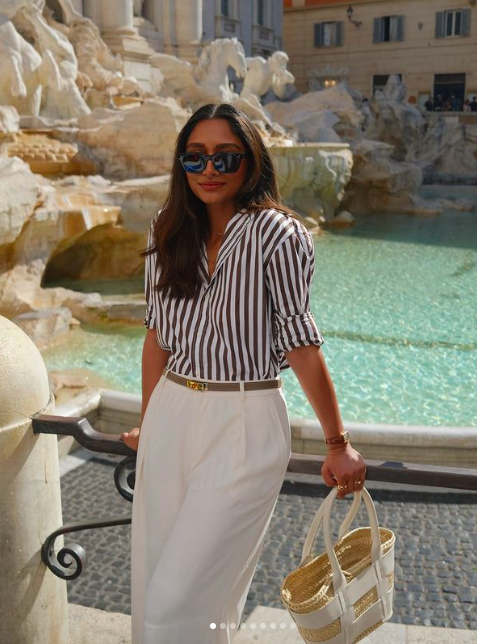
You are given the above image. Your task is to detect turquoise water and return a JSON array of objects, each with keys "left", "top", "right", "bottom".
[{"left": 41, "top": 190, "right": 477, "bottom": 427}]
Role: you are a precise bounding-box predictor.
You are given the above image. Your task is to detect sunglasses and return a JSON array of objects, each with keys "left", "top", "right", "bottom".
[{"left": 178, "top": 152, "right": 246, "bottom": 174}]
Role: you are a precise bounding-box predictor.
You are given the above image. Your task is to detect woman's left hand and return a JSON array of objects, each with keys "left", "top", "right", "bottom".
[{"left": 321, "top": 443, "right": 367, "bottom": 499}]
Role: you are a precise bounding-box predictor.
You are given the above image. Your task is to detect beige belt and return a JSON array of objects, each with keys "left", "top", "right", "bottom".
[{"left": 163, "top": 369, "right": 282, "bottom": 392}]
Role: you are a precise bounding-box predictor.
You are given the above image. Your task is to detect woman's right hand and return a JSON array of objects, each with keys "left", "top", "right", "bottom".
[{"left": 119, "top": 427, "right": 141, "bottom": 452}]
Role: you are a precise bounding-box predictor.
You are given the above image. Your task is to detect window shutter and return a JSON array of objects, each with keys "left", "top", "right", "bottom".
[
  {"left": 435, "top": 11, "right": 445, "bottom": 38},
  {"left": 462, "top": 8, "right": 471, "bottom": 37},
  {"left": 373, "top": 17, "right": 382, "bottom": 43},
  {"left": 314, "top": 22, "right": 324, "bottom": 47},
  {"left": 397, "top": 15, "right": 405, "bottom": 41},
  {"left": 336, "top": 21, "right": 344, "bottom": 46}
]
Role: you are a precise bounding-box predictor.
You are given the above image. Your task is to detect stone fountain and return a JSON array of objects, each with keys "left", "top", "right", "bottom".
[
  {"left": 0, "top": 0, "right": 357, "bottom": 351},
  {"left": 1, "top": 0, "right": 472, "bottom": 355}
]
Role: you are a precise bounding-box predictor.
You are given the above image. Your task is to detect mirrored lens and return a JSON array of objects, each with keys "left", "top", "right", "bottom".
[
  {"left": 213, "top": 153, "right": 240, "bottom": 172},
  {"left": 181, "top": 153, "right": 206, "bottom": 173},
  {"left": 180, "top": 152, "right": 241, "bottom": 173}
]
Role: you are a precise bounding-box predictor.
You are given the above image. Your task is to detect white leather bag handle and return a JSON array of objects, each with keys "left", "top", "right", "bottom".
[
  {"left": 300, "top": 486, "right": 385, "bottom": 596},
  {"left": 299, "top": 488, "right": 362, "bottom": 567},
  {"left": 338, "top": 491, "right": 363, "bottom": 540}
]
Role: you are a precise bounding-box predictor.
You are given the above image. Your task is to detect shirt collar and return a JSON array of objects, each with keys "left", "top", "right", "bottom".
[{"left": 199, "top": 209, "right": 251, "bottom": 285}]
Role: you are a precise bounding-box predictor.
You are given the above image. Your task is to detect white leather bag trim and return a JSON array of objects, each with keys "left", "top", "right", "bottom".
[
  {"left": 337, "top": 588, "right": 355, "bottom": 644},
  {"left": 289, "top": 595, "right": 342, "bottom": 629},
  {"left": 351, "top": 584, "right": 394, "bottom": 641},
  {"left": 299, "top": 589, "right": 394, "bottom": 644},
  {"left": 291, "top": 547, "right": 395, "bottom": 632},
  {"left": 345, "top": 547, "right": 394, "bottom": 606},
  {"left": 302, "top": 587, "right": 393, "bottom": 644}
]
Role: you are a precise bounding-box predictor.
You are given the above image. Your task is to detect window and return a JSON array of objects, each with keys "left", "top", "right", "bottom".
[
  {"left": 434, "top": 73, "right": 466, "bottom": 110},
  {"left": 257, "top": 0, "right": 265, "bottom": 26},
  {"left": 373, "top": 15, "right": 405, "bottom": 43},
  {"left": 221, "top": 0, "right": 229, "bottom": 17},
  {"left": 314, "top": 21, "right": 344, "bottom": 47},
  {"left": 446, "top": 10, "right": 462, "bottom": 36},
  {"left": 373, "top": 74, "right": 403, "bottom": 94},
  {"left": 435, "top": 9, "right": 471, "bottom": 38}
]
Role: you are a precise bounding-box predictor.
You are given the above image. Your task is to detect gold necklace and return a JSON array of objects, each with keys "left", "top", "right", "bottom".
[{"left": 209, "top": 228, "right": 226, "bottom": 242}]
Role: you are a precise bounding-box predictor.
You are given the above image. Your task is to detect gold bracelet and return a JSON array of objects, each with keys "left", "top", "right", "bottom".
[{"left": 324, "top": 430, "right": 349, "bottom": 446}]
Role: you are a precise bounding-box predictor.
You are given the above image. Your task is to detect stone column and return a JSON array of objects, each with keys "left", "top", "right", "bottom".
[
  {"left": 160, "top": 0, "right": 176, "bottom": 56},
  {"left": 101, "top": 0, "right": 135, "bottom": 33},
  {"left": 99, "top": 0, "right": 157, "bottom": 88},
  {"left": 0, "top": 316, "right": 69, "bottom": 644},
  {"left": 174, "top": 0, "right": 202, "bottom": 62},
  {"left": 70, "top": 0, "right": 83, "bottom": 14},
  {"left": 83, "top": 0, "right": 102, "bottom": 26}
]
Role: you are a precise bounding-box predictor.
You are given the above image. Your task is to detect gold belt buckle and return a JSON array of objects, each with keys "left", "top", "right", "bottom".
[{"left": 186, "top": 379, "right": 208, "bottom": 391}]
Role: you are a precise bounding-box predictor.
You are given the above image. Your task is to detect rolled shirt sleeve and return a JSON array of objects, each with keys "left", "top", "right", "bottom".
[
  {"left": 143, "top": 214, "right": 159, "bottom": 329},
  {"left": 265, "top": 225, "right": 324, "bottom": 354}
]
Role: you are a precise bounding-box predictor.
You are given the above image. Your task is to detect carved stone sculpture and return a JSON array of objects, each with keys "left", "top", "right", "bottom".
[
  {"left": 18, "top": 1, "right": 90, "bottom": 118},
  {"left": 53, "top": 0, "right": 145, "bottom": 99},
  {"left": 151, "top": 37, "right": 247, "bottom": 107},
  {"left": 0, "top": 17, "right": 43, "bottom": 115},
  {"left": 241, "top": 50, "right": 295, "bottom": 101},
  {"left": 0, "top": 0, "right": 46, "bottom": 115}
]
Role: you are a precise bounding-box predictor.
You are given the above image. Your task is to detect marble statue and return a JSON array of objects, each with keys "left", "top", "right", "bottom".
[
  {"left": 0, "top": 13, "right": 43, "bottom": 115},
  {"left": 0, "top": 0, "right": 90, "bottom": 117},
  {"left": 241, "top": 50, "right": 295, "bottom": 101},
  {"left": 0, "top": 0, "right": 47, "bottom": 115},
  {"left": 18, "top": 1, "right": 90, "bottom": 118},
  {"left": 236, "top": 50, "right": 295, "bottom": 127},
  {"left": 151, "top": 37, "right": 247, "bottom": 106},
  {"left": 51, "top": 0, "right": 135, "bottom": 94}
]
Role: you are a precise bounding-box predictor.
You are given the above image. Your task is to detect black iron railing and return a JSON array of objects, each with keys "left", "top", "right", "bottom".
[
  {"left": 31, "top": 413, "right": 136, "bottom": 580},
  {"left": 31, "top": 412, "right": 477, "bottom": 580}
]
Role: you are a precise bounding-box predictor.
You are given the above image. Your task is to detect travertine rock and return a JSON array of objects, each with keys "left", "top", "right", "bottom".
[
  {"left": 409, "top": 117, "right": 477, "bottom": 184},
  {"left": 0, "top": 155, "right": 42, "bottom": 245},
  {"left": 12, "top": 306, "right": 73, "bottom": 347},
  {"left": 329, "top": 210, "right": 355, "bottom": 227},
  {"left": 270, "top": 143, "right": 353, "bottom": 221},
  {"left": 265, "top": 83, "right": 364, "bottom": 143},
  {"left": 365, "top": 75, "right": 425, "bottom": 161},
  {"left": 342, "top": 140, "right": 426, "bottom": 215},
  {"left": 0, "top": 105, "right": 20, "bottom": 134},
  {"left": 73, "top": 97, "right": 190, "bottom": 178}
]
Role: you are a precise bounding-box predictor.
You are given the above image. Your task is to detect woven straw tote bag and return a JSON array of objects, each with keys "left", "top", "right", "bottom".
[{"left": 281, "top": 485, "right": 395, "bottom": 644}]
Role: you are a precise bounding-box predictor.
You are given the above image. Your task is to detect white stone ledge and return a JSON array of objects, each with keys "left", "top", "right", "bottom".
[
  {"left": 290, "top": 417, "right": 477, "bottom": 449},
  {"left": 54, "top": 389, "right": 477, "bottom": 469}
]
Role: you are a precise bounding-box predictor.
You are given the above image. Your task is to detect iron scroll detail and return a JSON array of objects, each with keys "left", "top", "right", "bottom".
[{"left": 31, "top": 412, "right": 137, "bottom": 580}]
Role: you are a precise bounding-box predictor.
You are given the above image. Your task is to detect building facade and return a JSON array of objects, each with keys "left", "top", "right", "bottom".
[
  {"left": 203, "top": 0, "right": 283, "bottom": 57},
  {"left": 47, "top": 1, "right": 283, "bottom": 58},
  {"left": 45, "top": 0, "right": 283, "bottom": 89},
  {"left": 283, "top": 0, "right": 477, "bottom": 109}
]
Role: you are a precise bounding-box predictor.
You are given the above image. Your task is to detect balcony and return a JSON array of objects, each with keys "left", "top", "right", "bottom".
[{"left": 215, "top": 14, "right": 241, "bottom": 38}]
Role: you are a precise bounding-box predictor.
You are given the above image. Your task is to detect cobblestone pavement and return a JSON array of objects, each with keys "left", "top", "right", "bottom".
[{"left": 60, "top": 456, "right": 477, "bottom": 629}]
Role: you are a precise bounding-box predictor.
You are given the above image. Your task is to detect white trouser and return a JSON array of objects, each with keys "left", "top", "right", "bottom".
[{"left": 130, "top": 367, "right": 291, "bottom": 644}]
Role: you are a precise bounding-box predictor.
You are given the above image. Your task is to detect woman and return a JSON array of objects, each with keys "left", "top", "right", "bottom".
[{"left": 121, "top": 102, "right": 367, "bottom": 644}]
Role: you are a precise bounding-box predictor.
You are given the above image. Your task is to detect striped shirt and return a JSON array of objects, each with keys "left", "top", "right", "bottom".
[{"left": 143, "top": 207, "right": 324, "bottom": 381}]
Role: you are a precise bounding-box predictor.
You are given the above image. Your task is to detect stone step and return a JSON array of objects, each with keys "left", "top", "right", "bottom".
[{"left": 68, "top": 603, "right": 477, "bottom": 644}]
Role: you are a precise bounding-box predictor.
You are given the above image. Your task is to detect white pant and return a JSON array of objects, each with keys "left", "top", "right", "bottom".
[{"left": 130, "top": 367, "right": 291, "bottom": 644}]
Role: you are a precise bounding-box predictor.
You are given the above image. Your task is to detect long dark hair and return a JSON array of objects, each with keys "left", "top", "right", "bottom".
[{"left": 141, "top": 102, "right": 299, "bottom": 300}]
